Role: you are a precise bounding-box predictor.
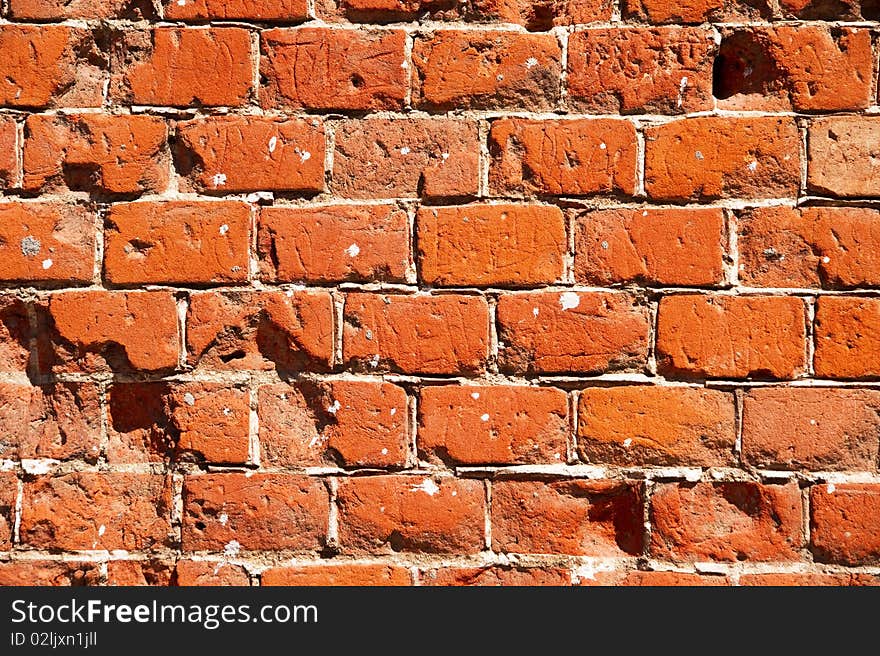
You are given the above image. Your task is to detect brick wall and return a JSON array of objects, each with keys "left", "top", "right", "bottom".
[{"left": 0, "top": 0, "right": 878, "bottom": 587}]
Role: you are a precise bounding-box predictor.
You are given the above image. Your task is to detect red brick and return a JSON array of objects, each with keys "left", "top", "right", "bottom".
[
  {"left": 644, "top": 117, "right": 800, "bottom": 201},
  {"left": 105, "top": 201, "right": 250, "bottom": 285},
  {"left": 417, "top": 204, "right": 566, "bottom": 287},
  {"left": 183, "top": 474, "right": 328, "bottom": 552},
  {"left": 0, "top": 118, "right": 17, "bottom": 189},
  {"left": 337, "top": 475, "right": 485, "bottom": 554},
  {"left": 422, "top": 566, "right": 570, "bottom": 586},
  {"left": 496, "top": 291, "right": 650, "bottom": 375},
  {"left": 577, "top": 386, "right": 736, "bottom": 467},
  {"left": 742, "top": 387, "right": 880, "bottom": 471},
  {"left": 492, "top": 479, "right": 644, "bottom": 556},
  {"left": 263, "top": 563, "right": 411, "bottom": 586},
  {"left": 107, "top": 382, "right": 250, "bottom": 464},
  {"left": 738, "top": 206, "right": 880, "bottom": 289},
  {"left": 321, "top": 0, "right": 461, "bottom": 21},
  {"left": 258, "top": 380, "right": 409, "bottom": 468},
  {"left": 808, "top": 117, "right": 880, "bottom": 198},
  {"left": 739, "top": 572, "right": 879, "bottom": 586},
  {"left": 575, "top": 207, "right": 725, "bottom": 287},
  {"left": 23, "top": 114, "right": 168, "bottom": 195},
  {"left": 471, "top": 0, "right": 613, "bottom": 29},
  {"left": 0, "top": 473, "right": 16, "bottom": 550},
  {"left": 650, "top": 481, "right": 804, "bottom": 562},
  {"left": 612, "top": 571, "right": 730, "bottom": 586},
  {"left": 811, "top": 484, "right": 880, "bottom": 565},
  {"left": 258, "top": 205, "right": 409, "bottom": 284},
  {"left": 0, "top": 203, "right": 95, "bottom": 283},
  {"left": 333, "top": 118, "right": 479, "bottom": 199},
  {"left": 107, "top": 560, "right": 174, "bottom": 586},
  {"left": 489, "top": 119, "right": 637, "bottom": 197},
  {"left": 21, "top": 473, "right": 173, "bottom": 551},
  {"left": 0, "top": 561, "right": 100, "bottom": 586},
  {"left": 175, "top": 560, "right": 250, "bottom": 586},
  {"left": 814, "top": 297, "right": 880, "bottom": 379},
  {"left": 261, "top": 28, "right": 407, "bottom": 111},
  {"left": 623, "top": 0, "right": 772, "bottom": 23},
  {"left": 112, "top": 28, "right": 253, "bottom": 107},
  {"left": 715, "top": 27, "right": 872, "bottom": 112},
  {"left": 176, "top": 116, "right": 325, "bottom": 194},
  {"left": 9, "top": 0, "right": 154, "bottom": 18},
  {"left": 187, "top": 290, "right": 334, "bottom": 372},
  {"left": 777, "top": 0, "right": 865, "bottom": 18},
  {"left": 413, "top": 30, "right": 561, "bottom": 111},
  {"left": 0, "top": 25, "right": 104, "bottom": 109},
  {"left": 567, "top": 27, "right": 716, "bottom": 114},
  {"left": 0, "top": 383, "right": 100, "bottom": 462},
  {"left": 656, "top": 295, "right": 807, "bottom": 379},
  {"left": 0, "top": 296, "right": 30, "bottom": 373},
  {"left": 343, "top": 293, "right": 489, "bottom": 375},
  {"left": 418, "top": 385, "right": 568, "bottom": 465},
  {"left": 40, "top": 291, "right": 180, "bottom": 373},
  {"left": 165, "top": 0, "right": 309, "bottom": 20}
]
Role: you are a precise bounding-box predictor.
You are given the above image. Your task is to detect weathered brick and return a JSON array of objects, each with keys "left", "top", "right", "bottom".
[
  {"left": 0, "top": 383, "right": 101, "bottom": 462},
  {"left": 471, "top": 0, "right": 613, "bottom": 28},
  {"left": 23, "top": 114, "right": 168, "bottom": 195},
  {"left": 112, "top": 28, "right": 253, "bottom": 107},
  {"left": 567, "top": 27, "right": 716, "bottom": 114},
  {"left": 175, "top": 561, "right": 250, "bottom": 586},
  {"left": 262, "top": 564, "right": 411, "bottom": 586},
  {"left": 183, "top": 474, "right": 328, "bottom": 552},
  {"left": 9, "top": 0, "right": 154, "bottom": 18},
  {"left": 343, "top": 293, "right": 489, "bottom": 375},
  {"left": 413, "top": 30, "right": 561, "bottom": 110},
  {"left": 39, "top": 290, "right": 180, "bottom": 373},
  {"left": 261, "top": 28, "right": 407, "bottom": 111},
  {"left": 489, "top": 119, "right": 637, "bottom": 197},
  {"left": 0, "top": 296, "right": 31, "bottom": 373},
  {"left": 165, "top": 0, "right": 309, "bottom": 20},
  {"left": 333, "top": 118, "right": 479, "bottom": 199},
  {"left": 808, "top": 117, "right": 880, "bottom": 198},
  {"left": 739, "top": 572, "right": 879, "bottom": 586},
  {"left": 0, "top": 473, "right": 16, "bottom": 550},
  {"left": 21, "top": 473, "right": 173, "bottom": 551},
  {"left": 422, "top": 566, "right": 571, "bottom": 586},
  {"left": 644, "top": 117, "right": 800, "bottom": 201},
  {"left": 0, "top": 203, "right": 95, "bottom": 283},
  {"left": 777, "top": 0, "right": 867, "bottom": 18},
  {"left": 577, "top": 386, "right": 736, "bottom": 467},
  {"left": 492, "top": 480, "right": 644, "bottom": 556},
  {"left": 575, "top": 207, "right": 725, "bottom": 287},
  {"left": 337, "top": 475, "right": 485, "bottom": 554},
  {"left": 650, "top": 482, "right": 804, "bottom": 562},
  {"left": 258, "top": 205, "right": 409, "bottom": 284},
  {"left": 107, "top": 382, "right": 250, "bottom": 464},
  {"left": 656, "top": 295, "right": 807, "bottom": 379},
  {"left": 742, "top": 387, "right": 880, "bottom": 471},
  {"left": 738, "top": 206, "right": 880, "bottom": 289},
  {"left": 105, "top": 201, "right": 249, "bottom": 285},
  {"left": 496, "top": 291, "right": 650, "bottom": 374},
  {"left": 814, "top": 297, "right": 880, "bottom": 379},
  {"left": 107, "top": 560, "right": 174, "bottom": 586},
  {"left": 417, "top": 204, "right": 566, "bottom": 287},
  {"left": 0, "top": 118, "right": 17, "bottom": 189},
  {"left": 187, "top": 290, "right": 334, "bottom": 372},
  {"left": 714, "top": 27, "right": 872, "bottom": 112},
  {"left": 811, "top": 484, "right": 880, "bottom": 565},
  {"left": 258, "top": 380, "right": 409, "bottom": 468},
  {"left": 418, "top": 385, "right": 568, "bottom": 465},
  {"left": 0, "top": 25, "right": 104, "bottom": 109},
  {"left": 0, "top": 561, "right": 100, "bottom": 586},
  {"left": 623, "top": 0, "right": 772, "bottom": 23}
]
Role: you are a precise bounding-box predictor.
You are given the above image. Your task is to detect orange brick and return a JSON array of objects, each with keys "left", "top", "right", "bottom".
[
  {"left": 165, "top": 0, "right": 309, "bottom": 20},
  {"left": 814, "top": 297, "right": 880, "bottom": 379},
  {"left": 808, "top": 117, "right": 880, "bottom": 198},
  {"left": 811, "top": 484, "right": 880, "bottom": 565},
  {"left": 262, "top": 564, "right": 411, "bottom": 586}
]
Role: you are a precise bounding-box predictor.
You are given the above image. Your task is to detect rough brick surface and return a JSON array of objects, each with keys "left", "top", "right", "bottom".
[
  {"left": 489, "top": 119, "right": 637, "bottom": 197},
  {"left": 575, "top": 207, "right": 725, "bottom": 286},
  {"left": 417, "top": 204, "right": 566, "bottom": 287},
  {"left": 578, "top": 386, "right": 736, "bottom": 467},
  {"left": 656, "top": 295, "right": 807, "bottom": 379},
  {"left": 496, "top": 292, "right": 650, "bottom": 374},
  {"left": 3, "top": 0, "right": 878, "bottom": 588}
]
